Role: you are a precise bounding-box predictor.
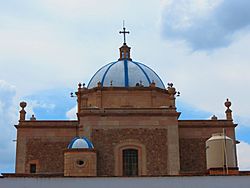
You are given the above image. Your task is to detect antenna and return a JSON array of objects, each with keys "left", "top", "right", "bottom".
[{"left": 223, "top": 128, "right": 229, "bottom": 174}]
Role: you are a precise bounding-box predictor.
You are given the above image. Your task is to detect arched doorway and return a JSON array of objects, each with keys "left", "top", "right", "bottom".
[
  {"left": 114, "top": 139, "right": 147, "bottom": 176},
  {"left": 122, "top": 149, "right": 138, "bottom": 176}
]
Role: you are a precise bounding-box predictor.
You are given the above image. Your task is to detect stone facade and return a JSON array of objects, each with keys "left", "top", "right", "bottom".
[
  {"left": 92, "top": 128, "right": 168, "bottom": 176},
  {"left": 13, "top": 42, "right": 238, "bottom": 177},
  {"left": 15, "top": 121, "right": 78, "bottom": 174},
  {"left": 14, "top": 86, "right": 237, "bottom": 176}
]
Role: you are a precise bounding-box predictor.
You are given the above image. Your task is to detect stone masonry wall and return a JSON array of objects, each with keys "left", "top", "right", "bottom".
[
  {"left": 26, "top": 139, "right": 69, "bottom": 173},
  {"left": 92, "top": 128, "right": 168, "bottom": 176},
  {"left": 179, "top": 138, "right": 207, "bottom": 173},
  {"left": 178, "top": 121, "right": 236, "bottom": 174}
]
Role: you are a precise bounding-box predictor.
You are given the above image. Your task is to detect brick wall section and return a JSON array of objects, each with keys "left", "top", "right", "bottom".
[
  {"left": 179, "top": 138, "right": 207, "bottom": 173},
  {"left": 26, "top": 139, "right": 69, "bottom": 173},
  {"left": 92, "top": 128, "right": 168, "bottom": 176}
]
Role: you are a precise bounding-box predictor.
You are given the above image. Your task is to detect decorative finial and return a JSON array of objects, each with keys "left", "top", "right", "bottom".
[
  {"left": 167, "top": 83, "right": 177, "bottom": 108},
  {"left": 78, "top": 83, "right": 82, "bottom": 89},
  {"left": 224, "top": 98, "right": 231, "bottom": 108},
  {"left": 97, "top": 81, "right": 101, "bottom": 88},
  {"left": 19, "top": 101, "right": 27, "bottom": 121},
  {"left": 224, "top": 98, "right": 233, "bottom": 120},
  {"left": 20, "top": 101, "right": 27, "bottom": 109},
  {"left": 150, "top": 80, "right": 156, "bottom": 88},
  {"left": 30, "top": 114, "right": 36, "bottom": 121},
  {"left": 167, "top": 83, "right": 174, "bottom": 88},
  {"left": 70, "top": 92, "right": 76, "bottom": 97},
  {"left": 119, "top": 21, "right": 130, "bottom": 45},
  {"left": 211, "top": 115, "right": 218, "bottom": 120}
]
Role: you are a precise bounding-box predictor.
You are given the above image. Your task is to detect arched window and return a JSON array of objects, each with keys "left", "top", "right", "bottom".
[
  {"left": 125, "top": 52, "right": 129, "bottom": 58},
  {"left": 123, "top": 149, "right": 138, "bottom": 176}
]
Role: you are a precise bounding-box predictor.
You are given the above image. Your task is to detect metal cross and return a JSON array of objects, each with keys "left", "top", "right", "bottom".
[{"left": 119, "top": 21, "right": 129, "bottom": 44}]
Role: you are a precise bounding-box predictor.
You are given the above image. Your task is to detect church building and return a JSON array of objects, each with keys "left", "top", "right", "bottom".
[{"left": 13, "top": 27, "right": 239, "bottom": 177}]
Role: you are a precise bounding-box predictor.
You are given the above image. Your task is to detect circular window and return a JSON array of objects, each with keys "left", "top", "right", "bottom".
[{"left": 76, "top": 160, "right": 85, "bottom": 166}]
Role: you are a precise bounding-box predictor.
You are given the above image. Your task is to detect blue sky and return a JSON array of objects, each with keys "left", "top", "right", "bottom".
[{"left": 0, "top": 0, "right": 250, "bottom": 172}]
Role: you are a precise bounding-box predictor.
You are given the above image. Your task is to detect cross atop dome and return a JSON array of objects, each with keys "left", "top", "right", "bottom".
[
  {"left": 119, "top": 21, "right": 130, "bottom": 45},
  {"left": 118, "top": 21, "right": 132, "bottom": 61}
]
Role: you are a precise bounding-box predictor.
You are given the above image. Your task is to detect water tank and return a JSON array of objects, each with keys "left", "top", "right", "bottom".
[{"left": 206, "top": 133, "right": 236, "bottom": 169}]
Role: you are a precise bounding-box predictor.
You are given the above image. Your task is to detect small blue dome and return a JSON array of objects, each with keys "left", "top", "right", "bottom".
[
  {"left": 87, "top": 60, "right": 165, "bottom": 89},
  {"left": 68, "top": 137, "right": 94, "bottom": 149}
]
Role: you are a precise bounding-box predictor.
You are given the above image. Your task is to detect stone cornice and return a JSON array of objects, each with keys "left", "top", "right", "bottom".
[
  {"left": 178, "top": 120, "right": 237, "bottom": 128},
  {"left": 15, "top": 120, "right": 79, "bottom": 129},
  {"left": 64, "top": 148, "right": 96, "bottom": 153},
  {"left": 78, "top": 108, "right": 181, "bottom": 117},
  {"left": 80, "top": 86, "right": 169, "bottom": 95}
]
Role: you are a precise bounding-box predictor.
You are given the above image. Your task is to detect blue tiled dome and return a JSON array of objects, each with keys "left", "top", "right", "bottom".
[
  {"left": 68, "top": 137, "right": 94, "bottom": 149},
  {"left": 87, "top": 60, "right": 165, "bottom": 89}
]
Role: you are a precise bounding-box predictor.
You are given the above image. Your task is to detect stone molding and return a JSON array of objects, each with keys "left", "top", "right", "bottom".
[{"left": 114, "top": 139, "right": 147, "bottom": 176}]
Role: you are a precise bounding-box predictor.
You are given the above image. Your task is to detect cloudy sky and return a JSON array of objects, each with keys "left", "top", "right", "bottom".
[{"left": 0, "top": 0, "right": 250, "bottom": 172}]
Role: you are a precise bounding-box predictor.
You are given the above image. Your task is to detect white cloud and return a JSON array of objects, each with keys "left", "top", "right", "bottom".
[
  {"left": 237, "top": 141, "right": 250, "bottom": 170},
  {"left": 161, "top": 0, "right": 250, "bottom": 50},
  {"left": 142, "top": 31, "right": 250, "bottom": 129},
  {"left": 34, "top": 0, "right": 125, "bottom": 20},
  {"left": 33, "top": 0, "right": 158, "bottom": 22},
  {"left": 23, "top": 100, "right": 56, "bottom": 120},
  {"left": 66, "top": 105, "right": 77, "bottom": 120},
  {"left": 0, "top": 0, "right": 162, "bottom": 99},
  {"left": 0, "top": 18, "right": 89, "bottom": 95},
  {"left": 0, "top": 80, "right": 18, "bottom": 173}
]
